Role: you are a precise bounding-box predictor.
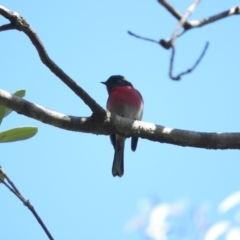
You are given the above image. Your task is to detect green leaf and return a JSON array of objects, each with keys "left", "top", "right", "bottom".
[
  {"left": 0, "top": 127, "right": 38, "bottom": 143},
  {"left": 4, "top": 89, "right": 26, "bottom": 117},
  {"left": 0, "top": 105, "right": 5, "bottom": 125},
  {"left": 14, "top": 89, "right": 26, "bottom": 98}
]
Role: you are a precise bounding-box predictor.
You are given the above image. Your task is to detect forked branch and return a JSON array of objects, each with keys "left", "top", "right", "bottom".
[
  {"left": 129, "top": 1, "right": 239, "bottom": 80},
  {"left": 0, "top": 5, "right": 104, "bottom": 114}
]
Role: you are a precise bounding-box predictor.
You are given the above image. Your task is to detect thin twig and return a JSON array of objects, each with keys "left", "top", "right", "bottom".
[
  {"left": 0, "top": 5, "right": 104, "bottom": 114},
  {"left": 127, "top": 31, "right": 159, "bottom": 44},
  {"left": 3, "top": 170, "right": 21, "bottom": 195},
  {"left": 169, "top": 42, "right": 209, "bottom": 80},
  {"left": 2, "top": 181, "right": 25, "bottom": 202},
  {"left": 0, "top": 168, "right": 54, "bottom": 240},
  {"left": 169, "top": 45, "right": 176, "bottom": 79}
]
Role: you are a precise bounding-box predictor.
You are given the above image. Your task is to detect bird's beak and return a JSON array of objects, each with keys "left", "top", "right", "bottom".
[{"left": 101, "top": 81, "right": 106, "bottom": 85}]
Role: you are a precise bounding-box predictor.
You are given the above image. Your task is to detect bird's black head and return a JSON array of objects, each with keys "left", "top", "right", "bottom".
[{"left": 101, "top": 75, "right": 133, "bottom": 92}]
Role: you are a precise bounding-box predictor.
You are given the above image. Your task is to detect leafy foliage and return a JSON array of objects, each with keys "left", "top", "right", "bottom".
[{"left": 0, "top": 89, "right": 38, "bottom": 143}]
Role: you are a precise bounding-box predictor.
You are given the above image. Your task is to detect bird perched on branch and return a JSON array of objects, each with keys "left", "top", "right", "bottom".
[{"left": 101, "top": 75, "right": 144, "bottom": 177}]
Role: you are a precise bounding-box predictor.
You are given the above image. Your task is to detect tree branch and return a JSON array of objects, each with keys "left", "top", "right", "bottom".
[
  {"left": 157, "top": 1, "right": 240, "bottom": 31},
  {"left": 169, "top": 42, "right": 209, "bottom": 80},
  {"left": 0, "top": 5, "right": 104, "bottom": 114},
  {"left": 0, "top": 167, "right": 54, "bottom": 240},
  {"left": 158, "top": 0, "right": 182, "bottom": 20},
  {"left": 169, "top": 0, "right": 200, "bottom": 44},
  {"left": 181, "top": 6, "right": 240, "bottom": 30},
  {"left": 0, "top": 5, "right": 239, "bottom": 149},
  {"left": 129, "top": 2, "right": 239, "bottom": 79},
  {"left": 127, "top": 31, "right": 159, "bottom": 44},
  {"left": 166, "top": 0, "right": 202, "bottom": 80},
  {"left": 1, "top": 89, "right": 240, "bottom": 149}
]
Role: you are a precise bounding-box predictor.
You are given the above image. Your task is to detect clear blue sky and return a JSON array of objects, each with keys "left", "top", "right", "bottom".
[{"left": 0, "top": 1, "right": 239, "bottom": 239}]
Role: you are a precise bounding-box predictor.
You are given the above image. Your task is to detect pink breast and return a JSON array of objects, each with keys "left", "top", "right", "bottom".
[{"left": 107, "top": 86, "right": 143, "bottom": 120}]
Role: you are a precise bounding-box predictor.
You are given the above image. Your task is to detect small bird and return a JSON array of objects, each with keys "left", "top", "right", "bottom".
[{"left": 101, "top": 75, "right": 144, "bottom": 177}]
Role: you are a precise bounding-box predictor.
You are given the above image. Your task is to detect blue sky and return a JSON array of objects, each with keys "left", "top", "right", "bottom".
[{"left": 0, "top": 1, "right": 239, "bottom": 239}]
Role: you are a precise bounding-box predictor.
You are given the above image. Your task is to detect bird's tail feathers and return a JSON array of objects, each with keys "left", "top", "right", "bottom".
[{"left": 112, "top": 145, "right": 124, "bottom": 177}]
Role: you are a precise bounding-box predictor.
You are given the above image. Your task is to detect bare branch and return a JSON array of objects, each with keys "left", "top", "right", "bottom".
[
  {"left": 169, "top": 42, "right": 209, "bottom": 80},
  {"left": 128, "top": 0, "right": 198, "bottom": 48},
  {"left": 130, "top": 3, "right": 240, "bottom": 42},
  {"left": 157, "top": 1, "right": 240, "bottom": 31},
  {"left": 128, "top": 31, "right": 159, "bottom": 44},
  {"left": 1, "top": 89, "right": 240, "bottom": 149},
  {"left": 169, "top": 0, "right": 200, "bottom": 44},
  {"left": 158, "top": 0, "right": 182, "bottom": 20},
  {"left": 0, "top": 5, "right": 104, "bottom": 114},
  {"left": 129, "top": 2, "right": 239, "bottom": 79},
  {"left": 167, "top": 0, "right": 204, "bottom": 80},
  {"left": 0, "top": 167, "right": 54, "bottom": 240},
  {"left": 186, "top": 6, "right": 240, "bottom": 29},
  {"left": 129, "top": 0, "right": 206, "bottom": 80}
]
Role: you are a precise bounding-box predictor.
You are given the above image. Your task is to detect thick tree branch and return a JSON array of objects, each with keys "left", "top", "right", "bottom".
[
  {"left": 1, "top": 89, "right": 240, "bottom": 149},
  {"left": 0, "top": 5, "right": 104, "bottom": 114}
]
